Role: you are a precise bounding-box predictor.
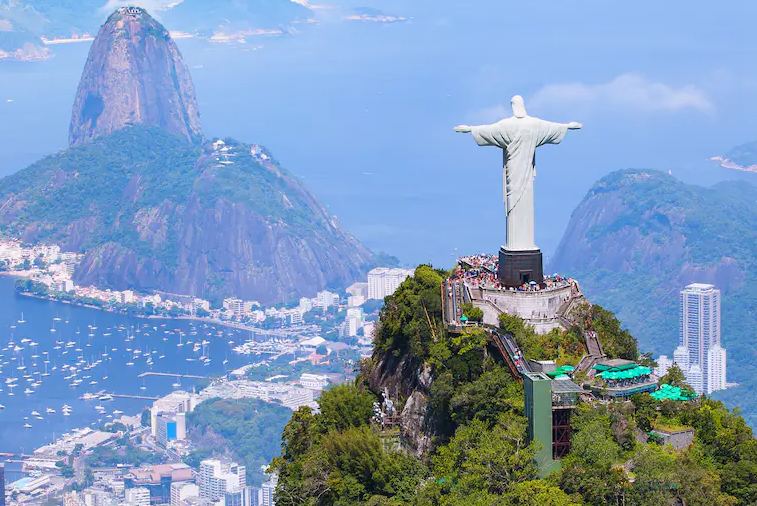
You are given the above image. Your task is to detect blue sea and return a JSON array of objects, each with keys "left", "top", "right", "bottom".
[{"left": 0, "top": 276, "right": 256, "bottom": 455}]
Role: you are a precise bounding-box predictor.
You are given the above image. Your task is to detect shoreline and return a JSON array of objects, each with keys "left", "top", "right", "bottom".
[{"left": 14, "top": 289, "right": 263, "bottom": 333}]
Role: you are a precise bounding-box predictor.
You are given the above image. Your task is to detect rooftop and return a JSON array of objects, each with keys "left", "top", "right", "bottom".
[
  {"left": 125, "top": 463, "right": 192, "bottom": 484},
  {"left": 683, "top": 283, "right": 717, "bottom": 293}
]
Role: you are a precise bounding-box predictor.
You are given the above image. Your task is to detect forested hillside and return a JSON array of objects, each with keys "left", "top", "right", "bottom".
[{"left": 271, "top": 265, "right": 757, "bottom": 505}]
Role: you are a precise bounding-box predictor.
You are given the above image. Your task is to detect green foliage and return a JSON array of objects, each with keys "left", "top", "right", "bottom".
[
  {"left": 587, "top": 305, "right": 638, "bottom": 360},
  {"left": 373, "top": 265, "right": 445, "bottom": 360},
  {"left": 660, "top": 364, "right": 691, "bottom": 390},
  {"left": 140, "top": 409, "right": 150, "bottom": 427},
  {"left": 273, "top": 383, "right": 422, "bottom": 506},
  {"left": 317, "top": 384, "right": 375, "bottom": 432},
  {"left": 186, "top": 398, "right": 293, "bottom": 486},
  {"left": 506, "top": 481, "right": 582, "bottom": 506},
  {"left": 498, "top": 313, "right": 584, "bottom": 365},
  {"left": 431, "top": 414, "right": 538, "bottom": 496},
  {"left": 86, "top": 441, "right": 163, "bottom": 467}
]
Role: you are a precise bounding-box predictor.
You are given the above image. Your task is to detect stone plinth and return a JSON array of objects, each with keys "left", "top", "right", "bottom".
[{"left": 499, "top": 247, "right": 543, "bottom": 287}]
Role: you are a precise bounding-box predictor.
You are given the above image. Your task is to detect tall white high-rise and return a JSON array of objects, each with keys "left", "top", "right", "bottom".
[
  {"left": 261, "top": 474, "right": 278, "bottom": 506},
  {"left": 678, "top": 283, "right": 726, "bottom": 395},
  {"left": 707, "top": 345, "right": 727, "bottom": 393},
  {"left": 367, "top": 268, "right": 414, "bottom": 300},
  {"left": 198, "top": 459, "right": 246, "bottom": 502}
]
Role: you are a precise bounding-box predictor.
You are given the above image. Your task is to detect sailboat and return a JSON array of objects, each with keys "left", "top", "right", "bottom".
[{"left": 18, "top": 313, "right": 25, "bottom": 324}]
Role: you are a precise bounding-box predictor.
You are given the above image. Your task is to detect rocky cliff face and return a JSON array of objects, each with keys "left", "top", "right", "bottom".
[
  {"left": 69, "top": 7, "right": 201, "bottom": 147},
  {"left": 368, "top": 348, "right": 436, "bottom": 457}
]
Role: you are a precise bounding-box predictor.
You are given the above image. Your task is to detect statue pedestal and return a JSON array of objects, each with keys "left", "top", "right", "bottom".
[{"left": 499, "top": 247, "right": 543, "bottom": 287}]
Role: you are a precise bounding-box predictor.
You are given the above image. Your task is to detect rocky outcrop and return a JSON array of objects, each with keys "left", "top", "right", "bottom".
[
  {"left": 0, "top": 8, "right": 377, "bottom": 304},
  {"left": 368, "top": 346, "right": 436, "bottom": 458},
  {"left": 69, "top": 7, "right": 201, "bottom": 147}
]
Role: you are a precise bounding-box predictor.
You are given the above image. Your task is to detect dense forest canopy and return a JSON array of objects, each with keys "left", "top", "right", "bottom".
[{"left": 270, "top": 265, "right": 757, "bottom": 505}]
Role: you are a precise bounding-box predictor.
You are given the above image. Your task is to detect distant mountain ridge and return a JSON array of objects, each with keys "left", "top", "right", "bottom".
[
  {"left": 0, "top": 0, "right": 313, "bottom": 60},
  {"left": 162, "top": 0, "right": 312, "bottom": 36},
  {"left": 551, "top": 169, "right": 757, "bottom": 424},
  {"left": 0, "top": 9, "right": 376, "bottom": 303}
]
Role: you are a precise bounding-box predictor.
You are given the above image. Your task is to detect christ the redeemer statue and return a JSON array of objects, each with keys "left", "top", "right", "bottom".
[{"left": 455, "top": 95, "right": 581, "bottom": 285}]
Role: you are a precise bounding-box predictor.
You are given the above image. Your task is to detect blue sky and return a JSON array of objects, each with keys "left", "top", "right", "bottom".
[{"left": 2, "top": 0, "right": 757, "bottom": 266}]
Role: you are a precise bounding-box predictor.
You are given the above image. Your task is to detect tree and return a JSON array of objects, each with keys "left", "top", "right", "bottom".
[
  {"left": 506, "top": 480, "right": 582, "bottom": 506},
  {"left": 432, "top": 413, "right": 538, "bottom": 496},
  {"left": 141, "top": 408, "right": 150, "bottom": 427},
  {"left": 466, "top": 307, "right": 484, "bottom": 323},
  {"left": 449, "top": 367, "right": 521, "bottom": 426},
  {"left": 498, "top": 313, "right": 526, "bottom": 335},
  {"left": 317, "top": 384, "right": 375, "bottom": 432},
  {"left": 660, "top": 364, "right": 691, "bottom": 390},
  {"left": 281, "top": 407, "right": 317, "bottom": 461},
  {"left": 589, "top": 305, "right": 638, "bottom": 360}
]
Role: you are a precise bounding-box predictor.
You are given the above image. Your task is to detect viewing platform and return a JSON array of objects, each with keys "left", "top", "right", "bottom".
[{"left": 445, "top": 253, "right": 582, "bottom": 334}]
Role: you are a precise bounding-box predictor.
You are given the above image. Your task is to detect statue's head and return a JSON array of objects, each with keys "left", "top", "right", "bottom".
[{"left": 511, "top": 95, "right": 527, "bottom": 119}]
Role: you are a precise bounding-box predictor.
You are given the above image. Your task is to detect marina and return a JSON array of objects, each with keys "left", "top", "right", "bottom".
[{"left": 0, "top": 276, "right": 266, "bottom": 455}]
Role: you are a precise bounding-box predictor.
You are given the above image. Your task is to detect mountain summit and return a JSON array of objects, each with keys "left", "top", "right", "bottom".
[
  {"left": 0, "top": 9, "right": 377, "bottom": 304},
  {"left": 69, "top": 7, "right": 202, "bottom": 147}
]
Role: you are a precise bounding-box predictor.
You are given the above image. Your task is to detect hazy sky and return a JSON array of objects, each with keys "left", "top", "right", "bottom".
[{"left": 2, "top": 0, "right": 757, "bottom": 266}]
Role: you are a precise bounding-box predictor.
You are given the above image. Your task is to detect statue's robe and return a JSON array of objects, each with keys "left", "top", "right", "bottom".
[{"left": 471, "top": 116, "right": 567, "bottom": 251}]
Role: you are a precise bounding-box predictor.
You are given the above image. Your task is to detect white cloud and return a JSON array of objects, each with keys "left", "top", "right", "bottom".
[{"left": 530, "top": 73, "right": 713, "bottom": 114}]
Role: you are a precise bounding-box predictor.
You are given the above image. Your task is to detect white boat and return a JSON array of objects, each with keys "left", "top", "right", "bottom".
[
  {"left": 99, "top": 394, "right": 113, "bottom": 401},
  {"left": 24, "top": 423, "right": 32, "bottom": 428},
  {"left": 24, "top": 388, "right": 33, "bottom": 394},
  {"left": 95, "top": 405, "right": 105, "bottom": 411},
  {"left": 46, "top": 408, "right": 55, "bottom": 414},
  {"left": 18, "top": 313, "right": 25, "bottom": 323},
  {"left": 0, "top": 404, "right": 5, "bottom": 409},
  {"left": 31, "top": 410, "right": 40, "bottom": 416}
]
